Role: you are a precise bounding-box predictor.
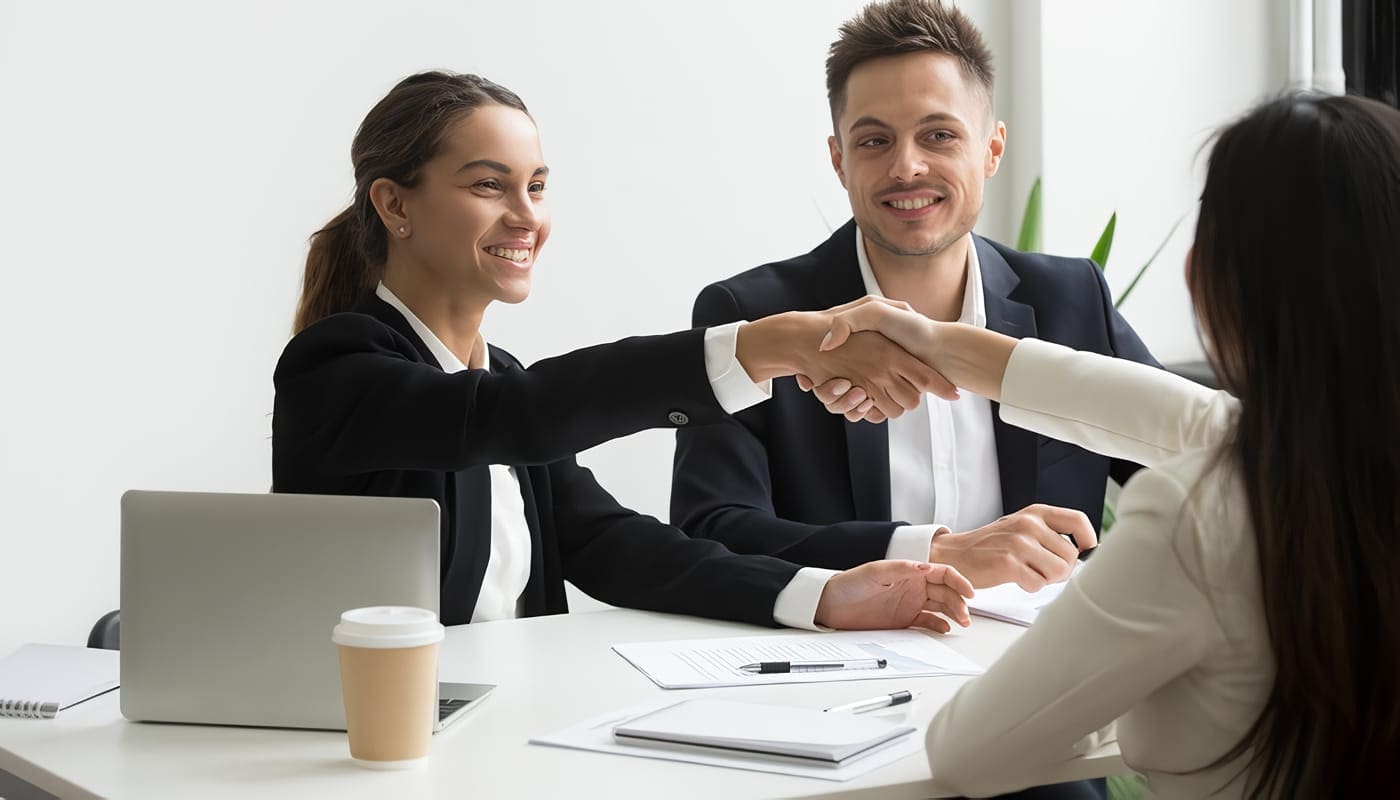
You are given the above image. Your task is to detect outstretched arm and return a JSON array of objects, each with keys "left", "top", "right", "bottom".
[{"left": 816, "top": 301, "right": 1237, "bottom": 467}]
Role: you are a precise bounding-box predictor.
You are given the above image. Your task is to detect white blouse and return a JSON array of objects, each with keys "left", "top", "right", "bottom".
[{"left": 926, "top": 338, "right": 1271, "bottom": 799}]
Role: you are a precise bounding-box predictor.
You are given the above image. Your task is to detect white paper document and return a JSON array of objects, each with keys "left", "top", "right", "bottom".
[
  {"left": 530, "top": 697, "right": 925, "bottom": 782},
  {"left": 968, "top": 563, "right": 1084, "bottom": 626},
  {"left": 612, "top": 630, "right": 983, "bottom": 689},
  {"left": 614, "top": 698, "right": 915, "bottom": 762}
]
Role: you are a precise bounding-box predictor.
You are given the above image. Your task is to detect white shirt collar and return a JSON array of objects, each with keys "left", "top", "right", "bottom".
[
  {"left": 374, "top": 282, "right": 483, "bottom": 374},
  {"left": 854, "top": 229, "right": 986, "bottom": 328}
]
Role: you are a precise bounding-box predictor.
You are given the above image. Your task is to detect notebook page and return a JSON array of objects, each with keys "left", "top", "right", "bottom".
[{"left": 0, "top": 644, "right": 119, "bottom": 717}]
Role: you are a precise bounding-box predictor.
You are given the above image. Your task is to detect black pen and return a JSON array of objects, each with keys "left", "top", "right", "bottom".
[{"left": 737, "top": 657, "right": 887, "bottom": 674}]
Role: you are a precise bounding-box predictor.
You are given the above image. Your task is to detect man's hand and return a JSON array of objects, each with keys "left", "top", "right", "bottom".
[
  {"left": 737, "top": 297, "right": 957, "bottom": 420},
  {"left": 794, "top": 297, "right": 953, "bottom": 423},
  {"left": 790, "top": 330, "right": 952, "bottom": 420},
  {"left": 814, "top": 560, "right": 973, "bottom": 632},
  {"left": 929, "top": 504, "right": 1098, "bottom": 591},
  {"left": 798, "top": 374, "right": 892, "bottom": 423}
]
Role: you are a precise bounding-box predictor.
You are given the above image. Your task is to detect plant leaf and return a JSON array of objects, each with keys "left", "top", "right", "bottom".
[
  {"left": 1106, "top": 773, "right": 1146, "bottom": 800},
  {"left": 1090, "top": 212, "right": 1117, "bottom": 269},
  {"left": 1016, "top": 177, "right": 1043, "bottom": 253},
  {"left": 1115, "top": 214, "right": 1187, "bottom": 309}
]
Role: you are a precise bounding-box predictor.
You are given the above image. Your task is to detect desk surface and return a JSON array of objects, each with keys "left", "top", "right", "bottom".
[{"left": 0, "top": 610, "right": 1122, "bottom": 799}]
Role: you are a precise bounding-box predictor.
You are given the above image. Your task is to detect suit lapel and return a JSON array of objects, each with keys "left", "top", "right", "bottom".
[
  {"left": 355, "top": 295, "right": 509, "bottom": 621},
  {"left": 354, "top": 294, "right": 444, "bottom": 369},
  {"left": 486, "top": 348, "right": 552, "bottom": 616},
  {"left": 977, "top": 238, "right": 1040, "bottom": 514},
  {"left": 813, "top": 223, "right": 898, "bottom": 521},
  {"left": 845, "top": 420, "right": 893, "bottom": 520}
]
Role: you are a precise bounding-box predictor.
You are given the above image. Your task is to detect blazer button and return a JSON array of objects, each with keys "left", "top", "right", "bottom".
[{"left": 668, "top": 410, "right": 690, "bottom": 426}]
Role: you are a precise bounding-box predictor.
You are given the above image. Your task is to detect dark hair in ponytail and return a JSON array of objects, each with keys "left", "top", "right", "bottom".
[{"left": 293, "top": 71, "right": 528, "bottom": 333}]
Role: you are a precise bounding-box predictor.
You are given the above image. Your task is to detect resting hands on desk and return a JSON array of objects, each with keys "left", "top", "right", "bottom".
[{"left": 816, "top": 560, "right": 973, "bottom": 632}]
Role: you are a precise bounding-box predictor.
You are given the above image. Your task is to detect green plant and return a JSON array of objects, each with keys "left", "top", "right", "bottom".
[
  {"left": 1016, "top": 177, "right": 1184, "bottom": 311},
  {"left": 1107, "top": 773, "right": 1147, "bottom": 799},
  {"left": 1015, "top": 178, "right": 1185, "bottom": 535}
]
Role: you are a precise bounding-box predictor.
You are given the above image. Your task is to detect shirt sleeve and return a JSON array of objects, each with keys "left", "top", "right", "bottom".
[
  {"left": 703, "top": 322, "right": 773, "bottom": 414},
  {"left": 924, "top": 466, "right": 1224, "bottom": 797},
  {"left": 772, "top": 567, "right": 841, "bottom": 630},
  {"left": 885, "top": 523, "right": 948, "bottom": 562}
]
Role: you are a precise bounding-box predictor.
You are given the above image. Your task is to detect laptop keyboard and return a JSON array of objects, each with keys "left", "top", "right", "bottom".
[{"left": 438, "top": 698, "right": 469, "bottom": 721}]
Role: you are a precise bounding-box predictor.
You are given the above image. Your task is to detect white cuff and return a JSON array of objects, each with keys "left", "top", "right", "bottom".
[
  {"left": 885, "top": 523, "right": 948, "bottom": 562},
  {"left": 773, "top": 567, "right": 841, "bottom": 631},
  {"left": 703, "top": 322, "right": 773, "bottom": 414}
]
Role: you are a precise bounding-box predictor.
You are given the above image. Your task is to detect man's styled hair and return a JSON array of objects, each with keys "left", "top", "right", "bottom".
[{"left": 825, "top": 0, "right": 995, "bottom": 133}]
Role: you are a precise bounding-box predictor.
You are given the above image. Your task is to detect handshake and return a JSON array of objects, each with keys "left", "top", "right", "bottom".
[
  {"left": 734, "top": 297, "right": 1097, "bottom": 631},
  {"left": 736, "top": 295, "right": 996, "bottom": 423}
]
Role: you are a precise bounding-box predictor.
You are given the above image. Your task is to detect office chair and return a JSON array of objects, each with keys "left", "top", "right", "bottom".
[{"left": 87, "top": 610, "right": 120, "bottom": 650}]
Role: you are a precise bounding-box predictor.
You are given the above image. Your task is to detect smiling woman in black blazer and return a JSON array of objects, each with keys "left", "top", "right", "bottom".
[{"left": 272, "top": 70, "right": 971, "bottom": 631}]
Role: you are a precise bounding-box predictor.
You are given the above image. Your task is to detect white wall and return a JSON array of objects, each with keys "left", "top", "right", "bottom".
[
  {"left": 0, "top": 0, "right": 1286, "bottom": 656},
  {"left": 1032, "top": 0, "right": 1290, "bottom": 363},
  {"left": 0, "top": 0, "right": 876, "bottom": 654}
]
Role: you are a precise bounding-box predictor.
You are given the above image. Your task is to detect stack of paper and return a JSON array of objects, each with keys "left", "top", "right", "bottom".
[
  {"left": 531, "top": 696, "right": 927, "bottom": 782},
  {"left": 614, "top": 698, "right": 914, "bottom": 765}
]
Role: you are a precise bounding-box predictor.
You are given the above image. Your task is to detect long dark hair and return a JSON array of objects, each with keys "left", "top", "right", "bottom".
[
  {"left": 1190, "top": 93, "right": 1400, "bottom": 796},
  {"left": 293, "top": 71, "right": 528, "bottom": 333}
]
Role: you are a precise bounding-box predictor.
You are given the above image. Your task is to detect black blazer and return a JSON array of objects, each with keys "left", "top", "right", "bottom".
[
  {"left": 671, "top": 222, "right": 1161, "bottom": 570},
  {"left": 272, "top": 295, "right": 800, "bottom": 626}
]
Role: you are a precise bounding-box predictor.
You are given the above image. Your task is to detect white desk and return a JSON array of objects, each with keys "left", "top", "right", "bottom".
[{"left": 0, "top": 610, "right": 1123, "bottom": 799}]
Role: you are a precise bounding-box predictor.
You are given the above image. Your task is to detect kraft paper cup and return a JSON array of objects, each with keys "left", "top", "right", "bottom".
[{"left": 332, "top": 606, "right": 444, "bottom": 770}]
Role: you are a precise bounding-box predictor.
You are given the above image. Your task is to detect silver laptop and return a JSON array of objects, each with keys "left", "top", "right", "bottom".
[{"left": 119, "top": 490, "right": 492, "bottom": 731}]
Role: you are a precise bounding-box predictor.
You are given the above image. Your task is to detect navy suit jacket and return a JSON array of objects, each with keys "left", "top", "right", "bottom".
[
  {"left": 671, "top": 221, "right": 1161, "bottom": 570},
  {"left": 272, "top": 295, "right": 800, "bottom": 626}
]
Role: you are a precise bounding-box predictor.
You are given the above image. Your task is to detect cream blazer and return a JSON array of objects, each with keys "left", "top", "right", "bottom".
[{"left": 926, "top": 339, "right": 1271, "bottom": 799}]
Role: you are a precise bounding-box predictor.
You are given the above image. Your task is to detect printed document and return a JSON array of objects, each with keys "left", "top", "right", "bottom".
[{"left": 613, "top": 630, "right": 983, "bottom": 689}]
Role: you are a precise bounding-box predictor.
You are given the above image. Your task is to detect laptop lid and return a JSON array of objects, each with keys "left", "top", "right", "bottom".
[{"left": 119, "top": 490, "right": 439, "bottom": 731}]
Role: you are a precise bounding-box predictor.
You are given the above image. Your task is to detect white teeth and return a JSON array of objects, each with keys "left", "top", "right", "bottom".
[
  {"left": 888, "top": 197, "right": 938, "bottom": 210},
  {"left": 485, "top": 246, "right": 530, "bottom": 262}
]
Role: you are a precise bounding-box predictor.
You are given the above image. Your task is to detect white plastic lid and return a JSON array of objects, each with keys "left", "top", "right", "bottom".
[{"left": 332, "top": 606, "right": 444, "bottom": 649}]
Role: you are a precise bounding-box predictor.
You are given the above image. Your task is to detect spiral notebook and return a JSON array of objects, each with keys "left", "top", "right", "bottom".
[{"left": 0, "top": 644, "right": 120, "bottom": 719}]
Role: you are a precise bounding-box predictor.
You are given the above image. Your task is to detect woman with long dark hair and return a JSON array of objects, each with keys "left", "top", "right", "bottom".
[
  {"left": 271, "top": 71, "right": 981, "bottom": 632},
  {"left": 817, "top": 92, "right": 1400, "bottom": 796}
]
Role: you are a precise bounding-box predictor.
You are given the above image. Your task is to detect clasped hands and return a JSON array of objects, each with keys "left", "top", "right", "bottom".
[
  {"left": 741, "top": 297, "right": 1099, "bottom": 630},
  {"left": 787, "top": 295, "right": 951, "bottom": 423}
]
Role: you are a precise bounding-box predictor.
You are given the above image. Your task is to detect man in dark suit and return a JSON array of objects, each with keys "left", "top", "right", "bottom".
[{"left": 671, "top": 2, "right": 1157, "bottom": 796}]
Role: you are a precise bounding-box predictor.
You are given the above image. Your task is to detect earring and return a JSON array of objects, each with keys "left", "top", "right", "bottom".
[{"left": 398, "top": 226, "right": 407, "bottom": 235}]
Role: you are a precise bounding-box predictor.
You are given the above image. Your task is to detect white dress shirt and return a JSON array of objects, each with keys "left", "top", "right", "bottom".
[
  {"left": 926, "top": 339, "right": 1264, "bottom": 799},
  {"left": 375, "top": 283, "right": 833, "bottom": 628},
  {"left": 855, "top": 231, "right": 1004, "bottom": 561}
]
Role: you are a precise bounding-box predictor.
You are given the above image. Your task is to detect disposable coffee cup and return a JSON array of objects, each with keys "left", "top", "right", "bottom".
[{"left": 332, "top": 606, "right": 445, "bottom": 770}]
